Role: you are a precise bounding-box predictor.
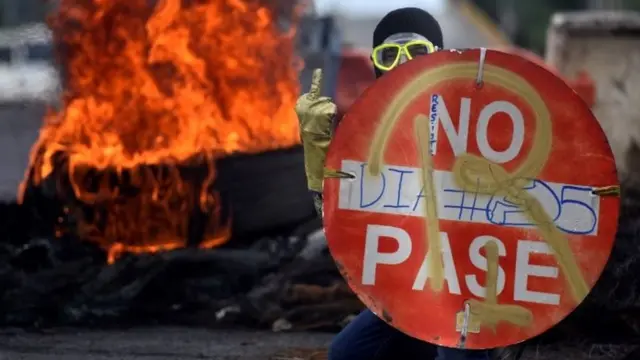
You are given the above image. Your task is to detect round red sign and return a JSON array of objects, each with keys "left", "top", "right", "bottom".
[{"left": 323, "top": 49, "right": 619, "bottom": 349}]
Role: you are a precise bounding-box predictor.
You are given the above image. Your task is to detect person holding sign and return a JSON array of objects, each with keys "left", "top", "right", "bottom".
[{"left": 296, "top": 7, "right": 492, "bottom": 360}]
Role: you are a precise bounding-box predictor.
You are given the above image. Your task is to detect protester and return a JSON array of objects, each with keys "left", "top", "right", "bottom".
[{"left": 295, "top": 7, "right": 493, "bottom": 360}]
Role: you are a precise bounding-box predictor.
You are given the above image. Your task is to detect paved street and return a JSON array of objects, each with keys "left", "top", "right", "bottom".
[
  {"left": 0, "top": 327, "right": 636, "bottom": 360},
  {"left": 0, "top": 327, "right": 333, "bottom": 360}
]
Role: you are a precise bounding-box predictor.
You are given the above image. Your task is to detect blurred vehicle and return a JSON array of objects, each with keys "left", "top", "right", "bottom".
[
  {"left": 335, "top": 46, "right": 375, "bottom": 118},
  {"left": 0, "top": 23, "right": 60, "bottom": 103}
]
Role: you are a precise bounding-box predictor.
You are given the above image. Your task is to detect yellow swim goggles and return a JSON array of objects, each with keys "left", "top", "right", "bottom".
[{"left": 371, "top": 40, "right": 438, "bottom": 71}]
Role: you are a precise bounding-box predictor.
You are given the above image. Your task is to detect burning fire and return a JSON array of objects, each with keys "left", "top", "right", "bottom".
[{"left": 20, "top": 0, "right": 302, "bottom": 263}]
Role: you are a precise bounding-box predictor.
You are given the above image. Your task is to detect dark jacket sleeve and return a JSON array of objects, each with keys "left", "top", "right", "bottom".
[{"left": 311, "top": 191, "right": 323, "bottom": 218}]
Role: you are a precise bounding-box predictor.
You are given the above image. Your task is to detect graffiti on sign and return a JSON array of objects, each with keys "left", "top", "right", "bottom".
[{"left": 323, "top": 49, "right": 619, "bottom": 349}]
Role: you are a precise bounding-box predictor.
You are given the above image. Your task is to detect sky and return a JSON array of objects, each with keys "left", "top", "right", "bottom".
[{"left": 313, "top": 0, "right": 446, "bottom": 17}]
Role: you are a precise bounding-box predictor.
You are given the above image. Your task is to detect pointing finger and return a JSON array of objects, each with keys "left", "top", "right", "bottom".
[{"left": 308, "top": 68, "right": 323, "bottom": 100}]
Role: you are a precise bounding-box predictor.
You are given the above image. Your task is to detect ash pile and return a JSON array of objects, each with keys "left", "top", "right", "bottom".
[{"left": 0, "top": 182, "right": 363, "bottom": 331}]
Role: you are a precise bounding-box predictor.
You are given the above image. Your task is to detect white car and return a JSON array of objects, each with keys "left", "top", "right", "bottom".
[{"left": 0, "top": 23, "right": 60, "bottom": 103}]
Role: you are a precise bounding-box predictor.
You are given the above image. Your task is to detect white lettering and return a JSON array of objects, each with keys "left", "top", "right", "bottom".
[
  {"left": 476, "top": 101, "right": 525, "bottom": 163},
  {"left": 438, "top": 97, "right": 471, "bottom": 156},
  {"left": 337, "top": 160, "right": 600, "bottom": 236},
  {"left": 514, "top": 240, "right": 560, "bottom": 305},
  {"left": 359, "top": 226, "right": 567, "bottom": 306},
  {"left": 362, "top": 224, "right": 412, "bottom": 285},
  {"left": 436, "top": 97, "right": 525, "bottom": 163},
  {"left": 412, "top": 233, "right": 461, "bottom": 294},
  {"left": 465, "top": 235, "right": 507, "bottom": 298}
]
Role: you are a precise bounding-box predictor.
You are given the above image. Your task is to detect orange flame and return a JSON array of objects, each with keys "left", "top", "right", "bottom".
[{"left": 19, "top": 0, "right": 302, "bottom": 263}]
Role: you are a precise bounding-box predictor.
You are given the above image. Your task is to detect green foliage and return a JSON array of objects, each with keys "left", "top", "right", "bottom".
[
  {"left": 513, "top": 0, "right": 585, "bottom": 53},
  {"left": 474, "top": 0, "right": 640, "bottom": 52},
  {"left": 623, "top": 0, "right": 640, "bottom": 11}
]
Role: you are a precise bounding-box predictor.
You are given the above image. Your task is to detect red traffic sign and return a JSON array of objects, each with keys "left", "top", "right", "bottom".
[{"left": 323, "top": 49, "right": 619, "bottom": 349}]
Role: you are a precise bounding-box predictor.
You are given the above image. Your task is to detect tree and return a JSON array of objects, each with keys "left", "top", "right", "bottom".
[
  {"left": 472, "top": 0, "right": 591, "bottom": 52},
  {"left": 622, "top": 0, "right": 640, "bottom": 10}
]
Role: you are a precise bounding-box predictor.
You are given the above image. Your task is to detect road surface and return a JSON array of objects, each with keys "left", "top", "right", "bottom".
[
  {"left": 0, "top": 327, "right": 635, "bottom": 360},
  {"left": 0, "top": 328, "right": 333, "bottom": 360}
]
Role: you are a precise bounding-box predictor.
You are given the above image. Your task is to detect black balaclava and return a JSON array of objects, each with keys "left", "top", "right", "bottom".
[{"left": 372, "top": 7, "right": 444, "bottom": 78}]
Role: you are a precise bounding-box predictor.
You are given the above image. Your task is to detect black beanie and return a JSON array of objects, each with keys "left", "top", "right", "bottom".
[
  {"left": 372, "top": 8, "right": 443, "bottom": 77},
  {"left": 373, "top": 7, "right": 443, "bottom": 48}
]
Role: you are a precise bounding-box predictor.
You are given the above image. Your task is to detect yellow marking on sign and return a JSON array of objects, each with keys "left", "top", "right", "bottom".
[
  {"left": 366, "top": 60, "right": 589, "bottom": 315},
  {"left": 466, "top": 240, "right": 532, "bottom": 331},
  {"left": 414, "top": 114, "right": 444, "bottom": 291}
]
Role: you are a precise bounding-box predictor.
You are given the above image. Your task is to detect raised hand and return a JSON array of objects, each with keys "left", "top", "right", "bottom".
[{"left": 295, "top": 68, "right": 337, "bottom": 194}]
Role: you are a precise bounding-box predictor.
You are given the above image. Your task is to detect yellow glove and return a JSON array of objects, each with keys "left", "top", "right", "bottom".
[{"left": 295, "top": 68, "right": 337, "bottom": 193}]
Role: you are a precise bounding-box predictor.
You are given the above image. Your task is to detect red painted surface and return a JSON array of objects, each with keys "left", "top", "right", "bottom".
[
  {"left": 335, "top": 48, "right": 375, "bottom": 118},
  {"left": 323, "top": 49, "right": 618, "bottom": 349}
]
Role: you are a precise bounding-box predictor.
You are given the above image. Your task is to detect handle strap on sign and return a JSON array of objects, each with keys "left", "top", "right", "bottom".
[
  {"left": 592, "top": 185, "right": 620, "bottom": 196},
  {"left": 324, "top": 168, "right": 356, "bottom": 179}
]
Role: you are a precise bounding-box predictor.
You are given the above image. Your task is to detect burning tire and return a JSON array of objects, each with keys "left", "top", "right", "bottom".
[{"left": 19, "top": 0, "right": 311, "bottom": 262}]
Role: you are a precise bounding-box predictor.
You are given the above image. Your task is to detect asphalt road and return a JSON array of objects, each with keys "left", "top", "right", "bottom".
[
  {"left": 0, "top": 328, "right": 334, "bottom": 360},
  {"left": 0, "top": 327, "right": 636, "bottom": 360}
]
